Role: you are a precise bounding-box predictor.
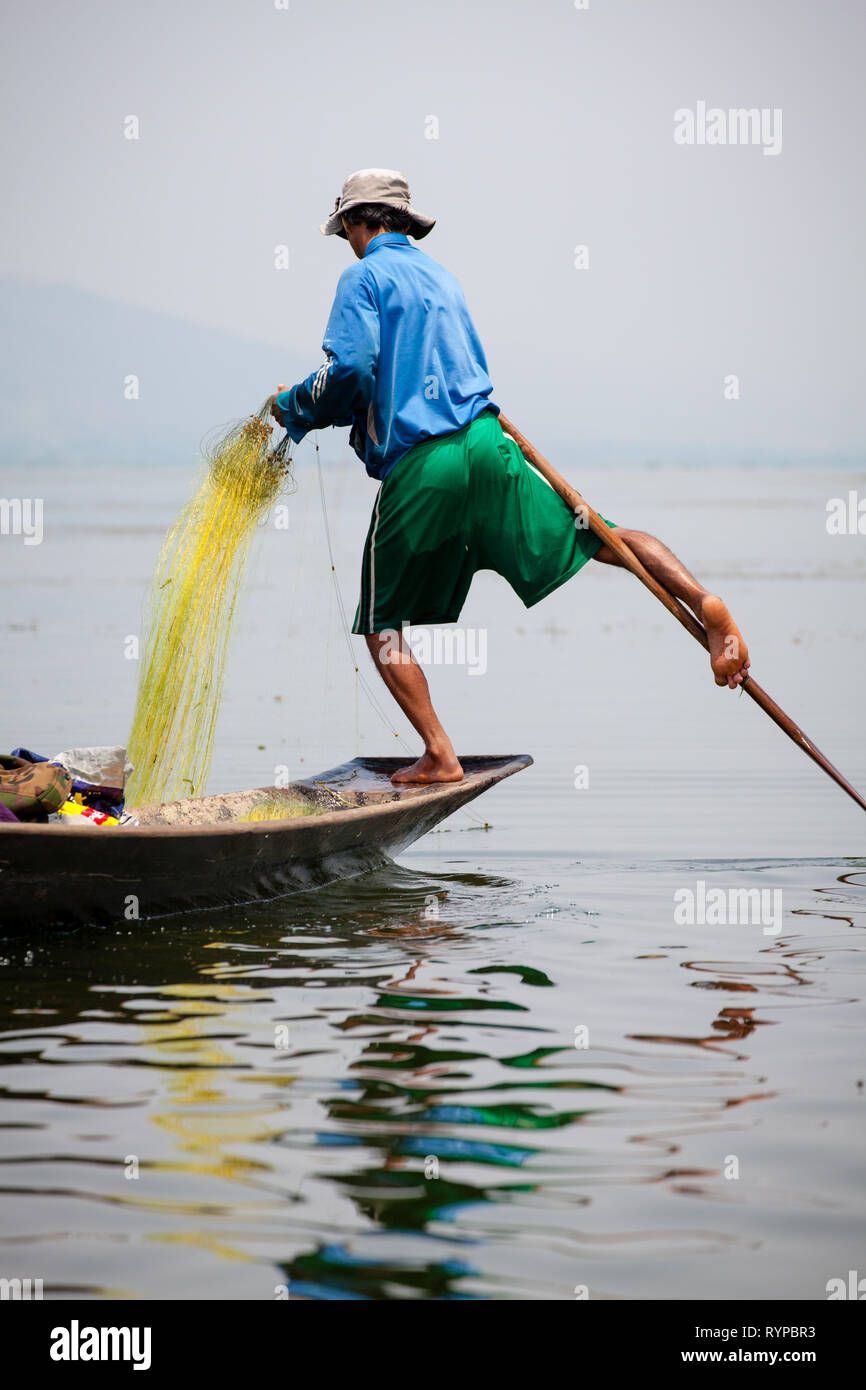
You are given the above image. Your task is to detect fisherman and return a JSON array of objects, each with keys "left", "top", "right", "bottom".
[{"left": 272, "top": 169, "right": 750, "bottom": 785}]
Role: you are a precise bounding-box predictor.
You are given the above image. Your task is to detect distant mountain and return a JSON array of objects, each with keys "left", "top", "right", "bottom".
[
  {"left": 1, "top": 275, "right": 861, "bottom": 472},
  {"left": 0, "top": 276, "right": 310, "bottom": 466}
]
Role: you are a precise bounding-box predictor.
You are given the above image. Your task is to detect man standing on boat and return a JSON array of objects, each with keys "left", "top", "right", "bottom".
[{"left": 272, "top": 169, "right": 750, "bottom": 785}]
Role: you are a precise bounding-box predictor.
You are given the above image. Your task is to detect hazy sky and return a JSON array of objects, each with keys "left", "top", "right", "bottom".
[{"left": 2, "top": 0, "right": 865, "bottom": 461}]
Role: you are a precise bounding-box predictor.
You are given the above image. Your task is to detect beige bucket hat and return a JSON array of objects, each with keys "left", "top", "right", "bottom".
[{"left": 320, "top": 168, "right": 435, "bottom": 240}]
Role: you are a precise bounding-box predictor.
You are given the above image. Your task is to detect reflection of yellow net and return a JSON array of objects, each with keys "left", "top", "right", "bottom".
[{"left": 126, "top": 402, "right": 293, "bottom": 808}]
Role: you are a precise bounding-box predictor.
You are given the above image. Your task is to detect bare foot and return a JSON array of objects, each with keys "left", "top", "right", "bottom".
[
  {"left": 391, "top": 751, "right": 464, "bottom": 785},
  {"left": 700, "top": 595, "right": 751, "bottom": 688}
]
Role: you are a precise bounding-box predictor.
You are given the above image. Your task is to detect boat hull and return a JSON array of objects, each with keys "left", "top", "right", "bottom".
[{"left": 0, "top": 755, "right": 531, "bottom": 932}]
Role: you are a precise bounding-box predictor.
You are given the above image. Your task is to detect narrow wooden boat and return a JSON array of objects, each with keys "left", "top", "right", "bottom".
[{"left": 0, "top": 754, "right": 531, "bottom": 932}]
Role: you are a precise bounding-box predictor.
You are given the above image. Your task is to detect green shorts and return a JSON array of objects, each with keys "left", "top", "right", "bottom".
[{"left": 352, "top": 408, "right": 614, "bottom": 635}]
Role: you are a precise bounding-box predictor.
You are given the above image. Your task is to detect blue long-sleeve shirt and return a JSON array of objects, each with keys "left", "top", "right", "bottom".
[{"left": 275, "top": 233, "right": 498, "bottom": 480}]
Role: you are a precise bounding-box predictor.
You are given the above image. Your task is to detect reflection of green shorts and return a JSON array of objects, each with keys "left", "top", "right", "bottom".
[{"left": 352, "top": 408, "right": 615, "bottom": 635}]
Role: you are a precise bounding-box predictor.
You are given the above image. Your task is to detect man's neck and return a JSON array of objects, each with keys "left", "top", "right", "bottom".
[
  {"left": 358, "top": 226, "right": 389, "bottom": 256},
  {"left": 349, "top": 225, "right": 402, "bottom": 259}
]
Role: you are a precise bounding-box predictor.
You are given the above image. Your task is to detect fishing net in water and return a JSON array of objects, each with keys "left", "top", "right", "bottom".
[{"left": 126, "top": 400, "right": 293, "bottom": 808}]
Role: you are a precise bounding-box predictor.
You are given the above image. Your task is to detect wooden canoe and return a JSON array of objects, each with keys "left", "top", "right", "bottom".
[{"left": 0, "top": 754, "right": 532, "bottom": 933}]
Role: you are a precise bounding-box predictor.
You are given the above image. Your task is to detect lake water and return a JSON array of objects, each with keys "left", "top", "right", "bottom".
[{"left": 1, "top": 445, "right": 864, "bottom": 1299}]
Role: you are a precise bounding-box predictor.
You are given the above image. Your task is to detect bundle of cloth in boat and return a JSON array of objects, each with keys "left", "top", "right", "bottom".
[
  {"left": 0, "top": 756, "right": 72, "bottom": 821},
  {"left": 0, "top": 746, "right": 133, "bottom": 825}
]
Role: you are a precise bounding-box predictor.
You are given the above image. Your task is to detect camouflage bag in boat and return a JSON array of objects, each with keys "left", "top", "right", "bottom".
[{"left": 0, "top": 755, "right": 73, "bottom": 820}]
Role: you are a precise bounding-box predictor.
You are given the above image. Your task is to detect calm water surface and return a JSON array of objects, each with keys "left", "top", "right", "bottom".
[
  {"left": 1, "top": 454, "right": 865, "bottom": 1298},
  {"left": 0, "top": 850, "right": 864, "bottom": 1300}
]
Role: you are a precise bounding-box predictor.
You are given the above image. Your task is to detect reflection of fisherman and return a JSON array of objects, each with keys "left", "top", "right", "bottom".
[{"left": 273, "top": 170, "right": 749, "bottom": 786}]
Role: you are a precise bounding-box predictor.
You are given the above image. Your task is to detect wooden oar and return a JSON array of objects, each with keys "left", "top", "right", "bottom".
[{"left": 497, "top": 412, "right": 866, "bottom": 815}]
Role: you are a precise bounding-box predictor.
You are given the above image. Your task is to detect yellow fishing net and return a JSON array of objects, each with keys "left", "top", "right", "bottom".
[
  {"left": 239, "top": 796, "right": 325, "bottom": 823},
  {"left": 126, "top": 401, "right": 293, "bottom": 808}
]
